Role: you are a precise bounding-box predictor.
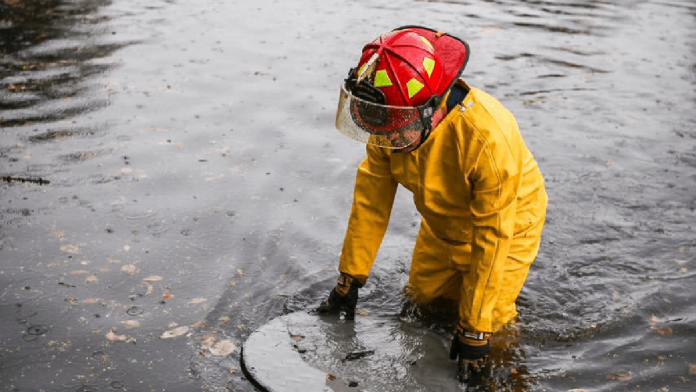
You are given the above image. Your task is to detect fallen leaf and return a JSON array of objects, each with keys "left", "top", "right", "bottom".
[
  {"left": 654, "top": 326, "right": 673, "bottom": 336},
  {"left": 106, "top": 330, "right": 135, "bottom": 343},
  {"left": 606, "top": 371, "right": 632, "bottom": 382},
  {"left": 60, "top": 244, "right": 79, "bottom": 254},
  {"left": 120, "top": 320, "right": 140, "bottom": 329},
  {"left": 82, "top": 298, "right": 102, "bottom": 304},
  {"left": 51, "top": 227, "right": 65, "bottom": 239},
  {"left": 208, "top": 339, "right": 235, "bottom": 356},
  {"left": 190, "top": 320, "right": 206, "bottom": 328},
  {"left": 327, "top": 374, "right": 337, "bottom": 382},
  {"left": 160, "top": 326, "right": 189, "bottom": 339},
  {"left": 85, "top": 275, "right": 99, "bottom": 284},
  {"left": 70, "top": 270, "right": 90, "bottom": 275},
  {"left": 201, "top": 335, "right": 217, "bottom": 349},
  {"left": 121, "top": 265, "right": 140, "bottom": 275},
  {"left": 689, "top": 363, "right": 696, "bottom": 375},
  {"left": 187, "top": 298, "right": 207, "bottom": 305},
  {"left": 143, "top": 275, "right": 163, "bottom": 282},
  {"left": 236, "top": 269, "right": 244, "bottom": 276}
]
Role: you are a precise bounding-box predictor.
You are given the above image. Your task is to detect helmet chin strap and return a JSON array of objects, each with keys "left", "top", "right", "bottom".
[{"left": 403, "top": 87, "right": 451, "bottom": 153}]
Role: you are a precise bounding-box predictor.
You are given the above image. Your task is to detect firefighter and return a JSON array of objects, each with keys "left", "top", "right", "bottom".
[{"left": 318, "top": 26, "right": 548, "bottom": 381}]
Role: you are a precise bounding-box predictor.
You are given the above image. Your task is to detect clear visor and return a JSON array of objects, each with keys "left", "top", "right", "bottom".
[{"left": 335, "top": 85, "right": 425, "bottom": 149}]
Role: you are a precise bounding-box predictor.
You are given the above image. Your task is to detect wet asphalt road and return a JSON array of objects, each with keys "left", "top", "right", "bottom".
[{"left": 1, "top": 0, "right": 695, "bottom": 391}]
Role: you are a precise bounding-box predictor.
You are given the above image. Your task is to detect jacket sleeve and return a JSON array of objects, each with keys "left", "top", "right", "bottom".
[
  {"left": 460, "top": 139, "right": 520, "bottom": 333},
  {"left": 338, "top": 144, "right": 398, "bottom": 283}
]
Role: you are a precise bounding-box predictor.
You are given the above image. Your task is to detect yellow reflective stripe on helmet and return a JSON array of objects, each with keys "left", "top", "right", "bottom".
[
  {"left": 422, "top": 57, "right": 435, "bottom": 78},
  {"left": 374, "top": 70, "right": 393, "bottom": 87},
  {"left": 407, "top": 78, "right": 424, "bottom": 99},
  {"left": 358, "top": 63, "right": 367, "bottom": 78},
  {"left": 419, "top": 36, "right": 434, "bottom": 52}
]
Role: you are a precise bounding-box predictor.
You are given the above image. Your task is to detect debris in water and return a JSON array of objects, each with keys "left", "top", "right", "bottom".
[
  {"left": 160, "top": 326, "right": 190, "bottom": 339},
  {"left": 689, "top": 364, "right": 696, "bottom": 375},
  {"left": 121, "top": 264, "right": 140, "bottom": 275},
  {"left": 106, "top": 330, "right": 135, "bottom": 344},
  {"left": 342, "top": 350, "right": 375, "bottom": 362},
  {"left": 236, "top": 269, "right": 244, "bottom": 275},
  {"left": 606, "top": 371, "right": 632, "bottom": 382},
  {"left": 85, "top": 275, "right": 99, "bottom": 284},
  {"left": 654, "top": 326, "right": 674, "bottom": 336},
  {"left": 2, "top": 176, "right": 50, "bottom": 185},
  {"left": 143, "top": 275, "right": 163, "bottom": 282},
  {"left": 208, "top": 339, "right": 235, "bottom": 356},
  {"left": 187, "top": 298, "right": 207, "bottom": 305},
  {"left": 120, "top": 320, "right": 140, "bottom": 329},
  {"left": 60, "top": 244, "right": 79, "bottom": 254}
]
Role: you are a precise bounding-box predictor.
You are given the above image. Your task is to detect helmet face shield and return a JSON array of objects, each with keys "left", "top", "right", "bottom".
[
  {"left": 335, "top": 85, "right": 425, "bottom": 149},
  {"left": 334, "top": 26, "right": 470, "bottom": 150}
]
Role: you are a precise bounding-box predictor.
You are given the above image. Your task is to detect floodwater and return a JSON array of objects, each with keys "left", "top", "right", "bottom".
[{"left": 1, "top": 0, "right": 694, "bottom": 391}]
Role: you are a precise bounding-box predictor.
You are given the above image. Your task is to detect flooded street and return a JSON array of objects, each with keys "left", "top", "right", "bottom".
[{"left": 1, "top": 0, "right": 695, "bottom": 391}]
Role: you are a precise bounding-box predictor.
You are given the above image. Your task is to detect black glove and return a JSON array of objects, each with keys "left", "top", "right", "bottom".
[
  {"left": 316, "top": 273, "right": 363, "bottom": 320},
  {"left": 449, "top": 330, "right": 491, "bottom": 383}
]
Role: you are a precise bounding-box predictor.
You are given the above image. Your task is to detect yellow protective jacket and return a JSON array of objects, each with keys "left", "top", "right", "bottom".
[{"left": 338, "top": 80, "right": 547, "bottom": 333}]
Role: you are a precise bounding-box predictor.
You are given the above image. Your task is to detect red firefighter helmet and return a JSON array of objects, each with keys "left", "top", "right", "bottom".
[{"left": 336, "top": 26, "right": 469, "bottom": 149}]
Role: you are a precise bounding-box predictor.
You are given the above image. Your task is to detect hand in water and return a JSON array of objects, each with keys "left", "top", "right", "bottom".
[
  {"left": 316, "top": 273, "right": 363, "bottom": 320},
  {"left": 449, "top": 331, "right": 491, "bottom": 382}
]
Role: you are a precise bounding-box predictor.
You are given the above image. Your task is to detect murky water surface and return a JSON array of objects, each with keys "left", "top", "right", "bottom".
[{"left": 1, "top": 0, "right": 695, "bottom": 391}]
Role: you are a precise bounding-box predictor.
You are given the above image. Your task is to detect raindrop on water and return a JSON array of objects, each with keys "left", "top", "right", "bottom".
[
  {"left": 27, "top": 324, "right": 49, "bottom": 336},
  {"left": 126, "top": 306, "right": 143, "bottom": 316}
]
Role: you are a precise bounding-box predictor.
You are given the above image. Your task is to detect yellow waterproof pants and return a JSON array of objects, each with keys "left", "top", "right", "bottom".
[{"left": 407, "top": 211, "right": 546, "bottom": 332}]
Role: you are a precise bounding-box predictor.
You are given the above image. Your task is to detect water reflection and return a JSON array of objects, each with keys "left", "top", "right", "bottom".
[{"left": 0, "top": 0, "right": 126, "bottom": 127}]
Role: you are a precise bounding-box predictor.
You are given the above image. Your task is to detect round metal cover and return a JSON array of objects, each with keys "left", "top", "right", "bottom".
[{"left": 242, "top": 311, "right": 462, "bottom": 392}]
